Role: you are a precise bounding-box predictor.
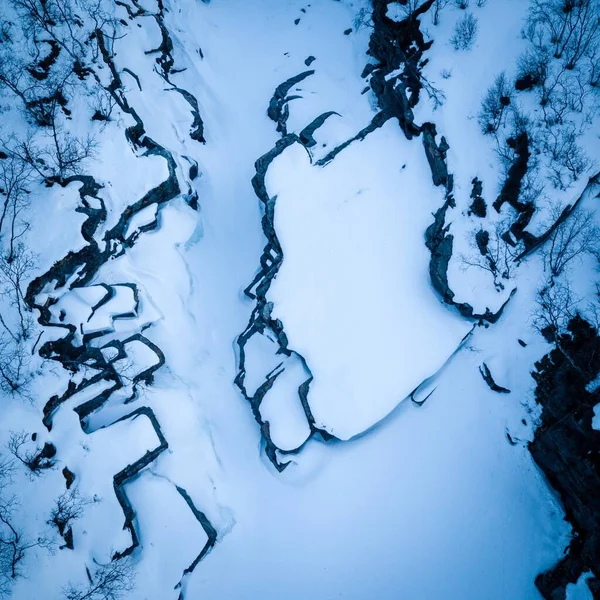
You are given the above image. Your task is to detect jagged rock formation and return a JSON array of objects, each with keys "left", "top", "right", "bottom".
[
  {"left": 235, "top": 133, "right": 333, "bottom": 471},
  {"left": 479, "top": 363, "right": 511, "bottom": 394},
  {"left": 22, "top": 4, "right": 217, "bottom": 594},
  {"left": 530, "top": 316, "right": 600, "bottom": 600},
  {"left": 364, "top": 0, "right": 516, "bottom": 322}
]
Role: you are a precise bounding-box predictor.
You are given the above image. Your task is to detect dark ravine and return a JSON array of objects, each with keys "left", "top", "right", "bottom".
[{"left": 530, "top": 316, "right": 600, "bottom": 600}]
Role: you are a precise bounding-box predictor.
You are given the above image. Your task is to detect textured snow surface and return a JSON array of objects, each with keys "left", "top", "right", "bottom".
[
  {"left": 0, "top": 0, "right": 585, "bottom": 598},
  {"left": 268, "top": 131, "right": 470, "bottom": 439}
]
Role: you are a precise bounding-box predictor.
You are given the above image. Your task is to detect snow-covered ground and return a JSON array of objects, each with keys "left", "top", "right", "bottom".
[{"left": 1, "top": 0, "right": 598, "bottom": 598}]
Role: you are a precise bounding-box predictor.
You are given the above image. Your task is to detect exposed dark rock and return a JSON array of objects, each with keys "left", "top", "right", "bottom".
[
  {"left": 22, "top": 17, "right": 206, "bottom": 576},
  {"left": 174, "top": 485, "right": 218, "bottom": 599},
  {"left": 344, "top": 28, "right": 352, "bottom": 35},
  {"left": 493, "top": 132, "right": 530, "bottom": 214},
  {"left": 479, "top": 363, "right": 511, "bottom": 393},
  {"left": 61, "top": 527, "right": 74, "bottom": 550},
  {"left": 236, "top": 133, "right": 337, "bottom": 469},
  {"left": 530, "top": 316, "right": 600, "bottom": 600},
  {"left": 424, "top": 177, "right": 516, "bottom": 322},
  {"left": 469, "top": 177, "right": 487, "bottom": 217},
  {"left": 367, "top": 0, "right": 435, "bottom": 139},
  {"left": 315, "top": 110, "right": 388, "bottom": 166},
  {"left": 517, "top": 172, "right": 600, "bottom": 261},
  {"left": 518, "top": 338, "right": 527, "bottom": 347},
  {"left": 515, "top": 73, "right": 538, "bottom": 91},
  {"left": 421, "top": 122, "right": 448, "bottom": 186},
  {"left": 304, "top": 55, "right": 316, "bottom": 66},
  {"left": 62, "top": 466, "right": 76, "bottom": 489},
  {"left": 475, "top": 229, "right": 489, "bottom": 255},
  {"left": 111, "top": 407, "right": 169, "bottom": 560},
  {"left": 91, "top": 110, "right": 109, "bottom": 121},
  {"left": 299, "top": 111, "right": 339, "bottom": 148}
]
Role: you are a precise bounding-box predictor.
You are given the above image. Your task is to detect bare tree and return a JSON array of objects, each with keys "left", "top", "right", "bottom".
[
  {"left": 459, "top": 220, "right": 521, "bottom": 290},
  {"left": 541, "top": 205, "right": 599, "bottom": 280},
  {"left": 533, "top": 279, "right": 579, "bottom": 336},
  {"left": 0, "top": 332, "right": 31, "bottom": 398},
  {"left": 478, "top": 71, "right": 513, "bottom": 134},
  {"left": 49, "top": 488, "right": 90, "bottom": 549},
  {"left": 433, "top": 0, "right": 451, "bottom": 25},
  {"left": 0, "top": 475, "right": 52, "bottom": 595},
  {"left": 531, "top": 278, "right": 600, "bottom": 379},
  {"left": 516, "top": 46, "right": 550, "bottom": 91},
  {"left": 7, "top": 432, "right": 56, "bottom": 477},
  {"left": 63, "top": 558, "right": 135, "bottom": 600},
  {"left": 0, "top": 153, "right": 33, "bottom": 242},
  {"left": 527, "top": 0, "right": 600, "bottom": 69},
  {"left": 0, "top": 243, "right": 35, "bottom": 339}
]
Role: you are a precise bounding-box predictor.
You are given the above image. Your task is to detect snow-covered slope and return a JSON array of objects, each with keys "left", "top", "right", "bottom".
[{"left": 0, "top": 0, "right": 599, "bottom": 599}]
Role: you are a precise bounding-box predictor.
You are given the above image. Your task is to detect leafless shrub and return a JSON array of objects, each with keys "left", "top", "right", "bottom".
[
  {"left": 63, "top": 557, "right": 135, "bottom": 600},
  {"left": 7, "top": 124, "right": 97, "bottom": 182},
  {"left": 451, "top": 12, "right": 478, "bottom": 50},
  {"left": 478, "top": 72, "right": 513, "bottom": 134},
  {"left": 0, "top": 243, "right": 35, "bottom": 339},
  {"left": 0, "top": 153, "right": 33, "bottom": 242},
  {"left": 7, "top": 432, "right": 55, "bottom": 477},
  {"left": 533, "top": 278, "right": 579, "bottom": 337},
  {"left": 0, "top": 478, "right": 53, "bottom": 595},
  {"left": 459, "top": 221, "right": 521, "bottom": 290},
  {"left": 541, "top": 205, "right": 599, "bottom": 280},
  {"left": 353, "top": 6, "right": 372, "bottom": 30},
  {"left": 542, "top": 123, "right": 593, "bottom": 189},
  {"left": 516, "top": 47, "right": 550, "bottom": 90},
  {"left": 49, "top": 488, "right": 91, "bottom": 549}
]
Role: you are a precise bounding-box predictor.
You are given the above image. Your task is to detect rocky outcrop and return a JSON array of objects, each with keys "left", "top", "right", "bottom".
[
  {"left": 479, "top": 363, "right": 510, "bottom": 394},
  {"left": 530, "top": 316, "right": 600, "bottom": 600},
  {"left": 315, "top": 110, "right": 388, "bottom": 166},
  {"left": 299, "top": 111, "right": 339, "bottom": 148},
  {"left": 267, "top": 70, "right": 315, "bottom": 135},
  {"left": 367, "top": 0, "right": 435, "bottom": 139},
  {"left": 469, "top": 177, "right": 487, "bottom": 218},
  {"left": 517, "top": 171, "right": 600, "bottom": 261},
  {"left": 424, "top": 177, "right": 516, "bottom": 323},
  {"left": 366, "top": 1, "right": 515, "bottom": 323},
  {"left": 235, "top": 135, "right": 333, "bottom": 471},
  {"left": 174, "top": 485, "right": 218, "bottom": 600},
  {"left": 421, "top": 122, "right": 448, "bottom": 187},
  {"left": 111, "top": 407, "right": 169, "bottom": 560},
  {"left": 23, "top": 11, "right": 214, "bottom": 592}
]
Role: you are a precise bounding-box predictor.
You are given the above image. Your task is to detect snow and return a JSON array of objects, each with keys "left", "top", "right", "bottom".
[
  {"left": 124, "top": 204, "right": 158, "bottom": 240},
  {"left": 1, "top": 0, "right": 591, "bottom": 598},
  {"left": 267, "top": 127, "right": 470, "bottom": 439},
  {"left": 258, "top": 355, "right": 312, "bottom": 452}
]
